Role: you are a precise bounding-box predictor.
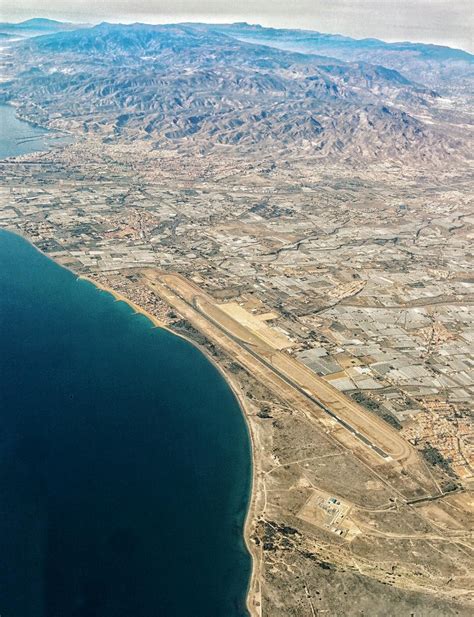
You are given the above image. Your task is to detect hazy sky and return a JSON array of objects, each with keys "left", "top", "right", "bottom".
[{"left": 2, "top": 0, "right": 473, "bottom": 52}]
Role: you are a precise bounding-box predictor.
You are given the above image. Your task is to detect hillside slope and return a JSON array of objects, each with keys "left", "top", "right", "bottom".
[{"left": 1, "top": 22, "right": 470, "bottom": 163}]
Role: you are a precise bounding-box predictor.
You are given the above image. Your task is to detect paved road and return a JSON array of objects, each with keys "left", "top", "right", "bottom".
[
  {"left": 193, "top": 296, "right": 391, "bottom": 460},
  {"left": 144, "top": 270, "right": 395, "bottom": 461}
]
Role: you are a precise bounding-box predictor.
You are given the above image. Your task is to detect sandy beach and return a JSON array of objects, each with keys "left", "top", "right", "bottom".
[
  {"left": 82, "top": 274, "right": 262, "bottom": 617},
  {"left": 3, "top": 238, "right": 260, "bottom": 614},
  {"left": 2, "top": 233, "right": 263, "bottom": 617}
]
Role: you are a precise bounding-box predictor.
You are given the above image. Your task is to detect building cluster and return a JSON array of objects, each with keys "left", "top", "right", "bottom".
[{"left": 1, "top": 138, "right": 472, "bottom": 481}]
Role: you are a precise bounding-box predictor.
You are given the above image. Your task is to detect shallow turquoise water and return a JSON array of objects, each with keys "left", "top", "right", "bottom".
[{"left": 0, "top": 229, "right": 252, "bottom": 616}]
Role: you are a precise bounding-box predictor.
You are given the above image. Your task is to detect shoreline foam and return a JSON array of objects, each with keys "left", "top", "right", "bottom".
[
  {"left": 81, "top": 274, "right": 261, "bottom": 617},
  {"left": 2, "top": 230, "right": 259, "bottom": 615},
  {"left": 4, "top": 227, "right": 260, "bottom": 616}
]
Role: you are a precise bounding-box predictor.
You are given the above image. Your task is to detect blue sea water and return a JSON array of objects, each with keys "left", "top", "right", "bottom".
[
  {"left": 0, "top": 229, "right": 252, "bottom": 616},
  {"left": 0, "top": 104, "right": 71, "bottom": 158}
]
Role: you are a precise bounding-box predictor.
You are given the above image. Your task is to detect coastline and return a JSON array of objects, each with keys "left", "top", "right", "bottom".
[
  {"left": 0, "top": 100, "right": 75, "bottom": 163},
  {"left": 81, "top": 274, "right": 262, "bottom": 617},
  {"left": 1, "top": 228, "right": 262, "bottom": 617},
  {"left": 6, "top": 100, "right": 75, "bottom": 139},
  {"left": 3, "top": 229, "right": 261, "bottom": 616}
]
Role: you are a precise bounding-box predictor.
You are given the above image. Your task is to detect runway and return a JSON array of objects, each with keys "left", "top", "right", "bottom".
[{"left": 142, "top": 270, "right": 416, "bottom": 464}]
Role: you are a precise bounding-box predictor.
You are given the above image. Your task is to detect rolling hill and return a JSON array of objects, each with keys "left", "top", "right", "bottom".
[{"left": 1, "top": 22, "right": 470, "bottom": 163}]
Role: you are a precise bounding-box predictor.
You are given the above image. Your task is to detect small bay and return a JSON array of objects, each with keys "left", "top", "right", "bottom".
[
  {"left": 0, "top": 229, "right": 252, "bottom": 616},
  {"left": 0, "top": 104, "right": 71, "bottom": 158}
]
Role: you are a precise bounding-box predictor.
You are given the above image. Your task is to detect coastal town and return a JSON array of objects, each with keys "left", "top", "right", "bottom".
[
  {"left": 1, "top": 131, "right": 473, "bottom": 615},
  {"left": 1, "top": 16, "right": 473, "bottom": 616},
  {"left": 2, "top": 136, "right": 472, "bottom": 483}
]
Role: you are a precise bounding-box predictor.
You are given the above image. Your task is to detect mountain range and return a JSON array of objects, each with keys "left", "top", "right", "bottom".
[
  {"left": 203, "top": 23, "right": 474, "bottom": 96},
  {"left": 0, "top": 18, "right": 87, "bottom": 38},
  {"left": 1, "top": 21, "right": 472, "bottom": 163}
]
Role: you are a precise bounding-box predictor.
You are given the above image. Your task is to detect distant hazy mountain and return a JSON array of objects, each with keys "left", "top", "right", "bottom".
[
  {"left": 20, "top": 22, "right": 234, "bottom": 53},
  {"left": 2, "top": 22, "right": 469, "bottom": 163},
  {"left": 0, "top": 18, "right": 87, "bottom": 38},
  {"left": 203, "top": 23, "right": 474, "bottom": 96},
  {"left": 208, "top": 23, "right": 473, "bottom": 62},
  {"left": 0, "top": 18, "right": 67, "bottom": 30}
]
